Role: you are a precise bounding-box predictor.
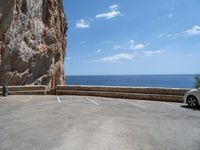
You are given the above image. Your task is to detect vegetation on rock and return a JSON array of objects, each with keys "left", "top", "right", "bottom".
[{"left": 194, "top": 74, "right": 200, "bottom": 89}]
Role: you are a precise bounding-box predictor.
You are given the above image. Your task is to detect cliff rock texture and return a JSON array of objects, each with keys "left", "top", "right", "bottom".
[{"left": 0, "top": 0, "right": 67, "bottom": 88}]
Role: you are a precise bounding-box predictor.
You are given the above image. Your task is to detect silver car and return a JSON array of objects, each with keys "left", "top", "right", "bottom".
[{"left": 184, "top": 89, "right": 200, "bottom": 108}]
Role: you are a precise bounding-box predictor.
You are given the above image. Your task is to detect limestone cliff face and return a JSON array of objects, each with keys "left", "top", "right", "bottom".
[{"left": 0, "top": 0, "right": 67, "bottom": 88}]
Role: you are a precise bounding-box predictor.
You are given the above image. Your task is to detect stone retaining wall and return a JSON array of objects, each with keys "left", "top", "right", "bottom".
[
  {"left": 57, "top": 85, "right": 189, "bottom": 95},
  {"left": 56, "top": 85, "right": 190, "bottom": 103},
  {"left": 0, "top": 85, "right": 191, "bottom": 102},
  {"left": 0, "top": 85, "right": 47, "bottom": 95}
]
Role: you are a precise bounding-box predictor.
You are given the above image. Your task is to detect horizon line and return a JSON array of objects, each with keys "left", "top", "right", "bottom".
[{"left": 65, "top": 73, "right": 198, "bottom": 76}]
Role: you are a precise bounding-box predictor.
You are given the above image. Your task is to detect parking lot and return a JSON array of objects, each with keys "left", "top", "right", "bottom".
[{"left": 0, "top": 95, "right": 199, "bottom": 150}]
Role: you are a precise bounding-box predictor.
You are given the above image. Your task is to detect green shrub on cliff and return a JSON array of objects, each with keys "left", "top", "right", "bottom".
[{"left": 194, "top": 74, "right": 200, "bottom": 89}]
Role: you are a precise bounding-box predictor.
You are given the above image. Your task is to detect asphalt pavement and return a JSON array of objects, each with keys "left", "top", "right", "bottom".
[{"left": 0, "top": 95, "right": 199, "bottom": 150}]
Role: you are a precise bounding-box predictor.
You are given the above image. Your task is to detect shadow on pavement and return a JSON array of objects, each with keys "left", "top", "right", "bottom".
[{"left": 180, "top": 105, "right": 200, "bottom": 111}]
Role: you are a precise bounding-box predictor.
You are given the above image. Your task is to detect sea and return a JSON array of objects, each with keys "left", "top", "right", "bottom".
[{"left": 66, "top": 74, "right": 196, "bottom": 88}]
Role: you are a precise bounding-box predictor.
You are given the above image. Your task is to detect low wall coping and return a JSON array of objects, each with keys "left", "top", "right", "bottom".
[{"left": 57, "top": 85, "right": 191, "bottom": 90}]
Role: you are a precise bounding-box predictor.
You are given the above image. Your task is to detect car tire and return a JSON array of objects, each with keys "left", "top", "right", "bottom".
[{"left": 187, "top": 95, "right": 199, "bottom": 108}]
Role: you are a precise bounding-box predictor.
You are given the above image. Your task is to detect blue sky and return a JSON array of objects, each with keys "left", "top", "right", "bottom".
[{"left": 63, "top": 0, "right": 200, "bottom": 75}]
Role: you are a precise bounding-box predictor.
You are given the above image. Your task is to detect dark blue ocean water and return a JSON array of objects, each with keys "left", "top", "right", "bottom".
[{"left": 66, "top": 75, "right": 196, "bottom": 88}]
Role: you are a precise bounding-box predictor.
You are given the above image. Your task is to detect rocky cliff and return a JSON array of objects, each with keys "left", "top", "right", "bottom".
[{"left": 0, "top": 0, "right": 67, "bottom": 88}]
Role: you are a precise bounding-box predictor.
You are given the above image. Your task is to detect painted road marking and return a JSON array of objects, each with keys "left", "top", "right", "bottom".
[
  {"left": 118, "top": 99, "right": 146, "bottom": 109},
  {"left": 2, "top": 96, "right": 33, "bottom": 102},
  {"left": 1, "top": 97, "right": 20, "bottom": 101},
  {"left": 57, "top": 96, "right": 61, "bottom": 103},
  {"left": 25, "top": 96, "right": 33, "bottom": 102},
  {"left": 86, "top": 97, "right": 99, "bottom": 106},
  {"left": 0, "top": 97, "right": 6, "bottom": 101}
]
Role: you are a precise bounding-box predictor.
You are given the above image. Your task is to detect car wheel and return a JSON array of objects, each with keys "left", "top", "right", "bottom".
[{"left": 187, "top": 96, "right": 199, "bottom": 108}]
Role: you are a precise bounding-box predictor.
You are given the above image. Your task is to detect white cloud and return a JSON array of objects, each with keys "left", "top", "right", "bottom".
[
  {"left": 129, "top": 40, "right": 135, "bottom": 44},
  {"left": 102, "top": 39, "right": 145, "bottom": 51},
  {"left": 185, "top": 53, "right": 193, "bottom": 56},
  {"left": 128, "top": 40, "right": 135, "bottom": 49},
  {"left": 160, "top": 25, "right": 200, "bottom": 39},
  {"left": 159, "top": 33, "right": 179, "bottom": 39},
  {"left": 185, "top": 25, "right": 200, "bottom": 35},
  {"left": 66, "top": 57, "right": 71, "bottom": 60},
  {"left": 143, "top": 49, "right": 166, "bottom": 57},
  {"left": 111, "top": 40, "right": 145, "bottom": 51},
  {"left": 166, "top": 33, "right": 180, "bottom": 39},
  {"left": 168, "top": 13, "right": 173, "bottom": 19},
  {"left": 102, "top": 40, "right": 115, "bottom": 44},
  {"left": 113, "top": 44, "right": 121, "bottom": 50},
  {"left": 96, "top": 11, "right": 121, "bottom": 20},
  {"left": 128, "top": 40, "right": 145, "bottom": 50},
  {"left": 76, "top": 19, "right": 90, "bottom": 29},
  {"left": 81, "top": 41, "right": 86, "bottom": 44},
  {"left": 96, "top": 49, "right": 102, "bottom": 53},
  {"left": 109, "top": 4, "right": 119, "bottom": 10},
  {"left": 96, "top": 4, "right": 122, "bottom": 20},
  {"left": 95, "top": 53, "right": 136, "bottom": 63},
  {"left": 131, "top": 44, "right": 145, "bottom": 50}
]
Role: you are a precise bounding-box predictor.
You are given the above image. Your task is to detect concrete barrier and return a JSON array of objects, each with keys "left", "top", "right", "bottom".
[{"left": 56, "top": 85, "right": 190, "bottom": 102}]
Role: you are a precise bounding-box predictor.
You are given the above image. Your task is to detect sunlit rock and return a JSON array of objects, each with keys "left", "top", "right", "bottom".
[{"left": 0, "top": 0, "right": 67, "bottom": 88}]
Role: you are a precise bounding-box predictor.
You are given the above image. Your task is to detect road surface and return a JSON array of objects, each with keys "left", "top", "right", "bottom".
[{"left": 0, "top": 95, "right": 199, "bottom": 150}]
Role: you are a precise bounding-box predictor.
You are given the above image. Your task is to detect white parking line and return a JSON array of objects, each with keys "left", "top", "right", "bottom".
[
  {"left": 57, "top": 96, "right": 61, "bottom": 103},
  {"left": 86, "top": 97, "right": 99, "bottom": 106},
  {"left": 1, "top": 97, "right": 20, "bottom": 101},
  {"left": 1, "top": 96, "right": 33, "bottom": 102},
  {"left": 0, "top": 97, "right": 11, "bottom": 101},
  {"left": 117, "top": 99, "right": 146, "bottom": 109}
]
